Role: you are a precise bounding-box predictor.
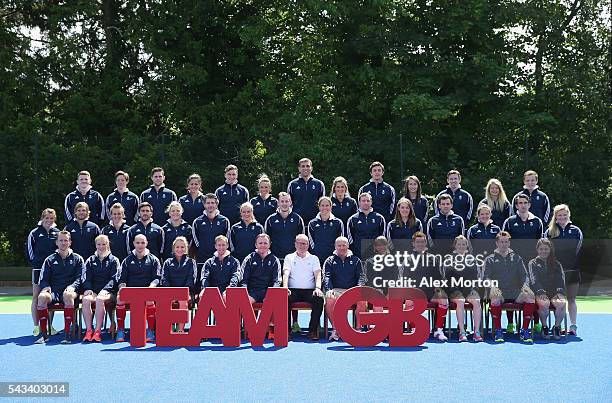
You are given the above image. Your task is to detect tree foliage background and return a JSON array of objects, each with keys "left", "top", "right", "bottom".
[{"left": 0, "top": 0, "right": 610, "bottom": 265}]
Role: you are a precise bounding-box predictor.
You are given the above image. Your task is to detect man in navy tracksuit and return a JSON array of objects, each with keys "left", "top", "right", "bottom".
[
  {"left": 105, "top": 171, "right": 139, "bottom": 226},
  {"left": 139, "top": 167, "right": 178, "bottom": 226},
  {"left": 64, "top": 170, "right": 105, "bottom": 227},
  {"left": 27, "top": 208, "right": 61, "bottom": 333},
  {"left": 115, "top": 234, "right": 162, "bottom": 342},
  {"left": 358, "top": 161, "right": 396, "bottom": 223},
  {"left": 35, "top": 231, "right": 85, "bottom": 344},
  {"left": 323, "top": 236, "right": 366, "bottom": 341},
  {"left": 101, "top": 203, "right": 130, "bottom": 262},
  {"left": 201, "top": 235, "right": 241, "bottom": 294},
  {"left": 467, "top": 204, "right": 501, "bottom": 257},
  {"left": 427, "top": 194, "right": 465, "bottom": 254},
  {"left": 127, "top": 202, "right": 164, "bottom": 258},
  {"left": 192, "top": 193, "right": 231, "bottom": 264},
  {"left": 483, "top": 231, "right": 536, "bottom": 343},
  {"left": 230, "top": 203, "right": 265, "bottom": 263},
  {"left": 434, "top": 170, "right": 473, "bottom": 226},
  {"left": 64, "top": 202, "right": 101, "bottom": 260},
  {"left": 347, "top": 192, "right": 386, "bottom": 260},
  {"left": 502, "top": 194, "right": 543, "bottom": 263},
  {"left": 264, "top": 192, "right": 305, "bottom": 262},
  {"left": 215, "top": 165, "right": 250, "bottom": 225},
  {"left": 287, "top": 158, "right": 326, "bottom": 227},
  {"left": 308, "top": 203, "right": 344, "bottom": 265},
  {"left": 511, "top": 170, "right": 551, "bottom": 224},
  {"left": 230, "top": 234, "right": 282, "bottom": 303}
]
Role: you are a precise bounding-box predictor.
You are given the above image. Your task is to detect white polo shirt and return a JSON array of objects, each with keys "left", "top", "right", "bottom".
[{"left": 283, "top": 251, "right": 321, "bottom": 289}]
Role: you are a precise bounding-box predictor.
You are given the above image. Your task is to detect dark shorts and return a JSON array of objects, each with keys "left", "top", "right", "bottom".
[
  {"left": 564, "top": 270, "right": 581, "bottom": 285},
  {"left": 248, "top": 289, "right": 268, "bottom": 303},
  {"left": 49, "top": 291, "right": 63, "bottom": 305},
  {"left": 32, "top": 268, "right": 41, "bottom": 285}
]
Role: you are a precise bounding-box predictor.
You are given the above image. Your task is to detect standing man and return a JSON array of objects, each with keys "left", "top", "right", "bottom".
[
  {"left": 64, "top": 202, "right": 100, "bottom": 260},
  {"left": 282, "top": 234, "right": 324, "bottom": 340},
  {"left": 358, "top": 161, "right": 396, "bottom": 223},
  {"left": 105, "top": 170, "right": 139, "bottom": 226},
  {"left": 126, "top": 202, "right": 164, "bottom": 258},
  {"left": 511, "top": 170, "right": 551, "bottom": 224},
  {"left": 346, "top": 192, "right": 386, "bottom": 260},
  {"left": 427, "top": 194, "right": 465, "bottom": 255},
  {"left": 140, "top": 167, "right": 177, "bottom": 226},
  {"left": 215, "top": 165, "right": 250, "bottom": 225},
  {"left": 264, "top": 192, "right": 305, "bottom": 263},
  {"left": 434, "top": 169, "right": 474, "bottom": 226},
  {"left": 64, "top": 170, "right": 105, "bottom": 227},
  {"left": 287, "top": 158, "right": 326, "bottom": 227},
  {"left": 192, "top": 193, "right": 231, "bottom": 264},
  {"left": 502, "top": 194, "right": 544, "bottom": 263}
]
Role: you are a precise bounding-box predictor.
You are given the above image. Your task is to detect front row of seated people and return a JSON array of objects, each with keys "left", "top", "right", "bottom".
[{"left": 34, "top": 229, "right": 566, "bottom": 344}]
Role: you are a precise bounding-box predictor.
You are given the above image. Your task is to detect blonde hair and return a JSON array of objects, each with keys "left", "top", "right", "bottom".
[
  {"left": 40, "top": 208, "right": 57, "bottom": 220},
  {"left": 453, "top": 235, "right": 468, "bottom": 249},
  {"left": 258, "top": 174, "right": 272, "bottom": 187},
  {"left": 95, "top": 234, "right": 111, "bottom": 251},
  {"left": 548, "top": 204, "right": 571, "bottom": 238},
  {"left": 394, "top": 197, "right": 416, "bottom": 228},
  {"left": 330, "top": 176, "right": 350, "bottom": 197},
  {"left": 109, "top": 203, "right": 125, "bottom": 218},
  {"left": 186, "top": 173, "right": 202, "bottom": 190},
  {"left": 524, "top": 170, "right": 539, "bottom": 180},
  {"left": 172, "top": 236, "right": 189, "bottom": 251},
  {"left": 74, "top": 202, "right": 90, "bottom": 217},
  {"left": 165, "top": 200, "right": 183, "bottom": 215},
  {"left": 373, "top": 236, "right": 390, "bottom": 255},
  {"left": 484, "top": 178, "right": 509, "bottom": 212},
  {"left": 215, "top": 235, "right": 229, "bottom": 245}
]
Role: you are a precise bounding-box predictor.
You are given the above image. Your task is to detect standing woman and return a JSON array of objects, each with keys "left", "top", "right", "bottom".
[
  {"left": 161, "top": 201, "right": 193, "bottom": 260},
  {"left": 26, "top": 208, "right": 60, "bottom": 336},
  {"left": 385, "top": 198, "right": 423, "bottom": 252},
  {"left": 330, "top": 176, "right": 357, "bottom": 233},
  {"left": 443, "top": 235, "right": 483, "bottom": 342},
  {"left": 101, "top": 203, "right": 130, "bottom": 263},
  {"left": 545, "top": 204, "right": 583, "bottom": 335},
  {"left": 82, "top": 235, "right": 121, "bottom": 342},
  {"left": 250, "top": 174, "right": 278, "bottom": 225},
  {"left": 403, "top": 175, "right": 429, "bottom": 223},
  {"left": 480, "top": 179, "right": 511, "bottom": 228},
  {"left": 528, "top": 238, "right": 567, "bottom": 340},
  {"left": 179, "top": 173, "right": 205, "bottom": 226},
  {"left": 308, "top": 196, "right": 344, "bottom": 264},
  {"left": 230, "top": 202, "right": 265, "bottom": 263},
  {"left": 160, "top": 236, "right": 198, "bottom": 332}
]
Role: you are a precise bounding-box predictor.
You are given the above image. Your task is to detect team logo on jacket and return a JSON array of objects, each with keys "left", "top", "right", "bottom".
[
  {"left": 458, "top": 195, "right": 462, "bottom": 200},
  {"left": 290, "top": 218, "right": 294, "bottom": 223},
  {"left": 312, "top": 185, "right": 315, "bottom": 189},
  {"left": 162, "top": 194, "right": 166, "bottom": 199},
  {"left": 371, "top": 219, "right": 375, "bottom": 223},
  {"left": 70, "top": 229, "right": 76, "bottom": 232},
  {"left": 53, "top": 261, "right": 59, "bottom": 265},
  {"left": 147, "top": 195, "right": 152, "bottom": 199},
  {"left": 357, "top": 220, "right": 362, "bottom": 224},
  {"left": 530, "top": 222, "right": 533, "bottom": 226},
  {"left": 296, "top": 186, "right": 301, "bottom": 190},
  {"left": 382, "top": 190, "right": 385, "bottom": 194},
  {"left": 39, "top": 233, "right": 44, "bottom": 237},
  {"left": 222, "top": 191, "right": 227, "bottom": 195},
  {"left": 536, "top": 196, "right": 540, "bottom": 200}
]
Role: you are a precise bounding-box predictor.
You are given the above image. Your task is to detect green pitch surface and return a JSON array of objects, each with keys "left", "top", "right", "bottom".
[{"left": 1, "top": 296, "right": 611, "bottom": 314}]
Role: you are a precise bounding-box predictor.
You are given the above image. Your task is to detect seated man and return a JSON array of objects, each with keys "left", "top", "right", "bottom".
[
  {"left": 116, "top": 234, "right": 162, "bottom": 342},
  {"left": 230, "top": 233, "right": 281, "bottom": 303},
  {"left": 282, "top": 234, "right": 324, "bottom": 340},
  {"left": 323, "top": 236, "right": 366, "bottom": 341},
  {"left": 483, "top": 231, "right": 536, "bottom": 343},
  {"left": 403, "top": 232, "right": 449, "bottom": 342},
  {"left": 35, "top": 230, "right": 85, "bottom": 344}
]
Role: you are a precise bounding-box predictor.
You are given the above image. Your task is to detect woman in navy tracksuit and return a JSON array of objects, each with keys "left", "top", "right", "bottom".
[
  {"left": 545, "top": 204, "right": 583, "bottom": 335},
  {"left": 160, "top": 236, "right": 198, "bottom": 332},
  {"left": 528, "top": 238, "right": 566, "bottom": 340},
  {"left": 403, "top": 175, "right": 429, "bottom": 223}
]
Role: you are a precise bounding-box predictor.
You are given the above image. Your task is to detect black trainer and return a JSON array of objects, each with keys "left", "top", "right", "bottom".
[
  {"left": 34, "top": 331, "right": 49, "bottom": 344},
  {"left": 61, "top": 332, "right": 72, "bottom": 344},
  {"left": 541, "top": 326, "right": 550, "bottom": 340},
  {"left": 552, "top": 326, "right": 561, "bottom": 341}
]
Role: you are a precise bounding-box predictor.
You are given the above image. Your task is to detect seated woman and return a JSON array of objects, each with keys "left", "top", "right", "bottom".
[
  {"left": 443, "top": 235, "right": 483, "bottom": 342},
  {"left": 528, "top": 238, "right": 567, "bottom": 340},
  {"left": 160, "top": 236, "right": 198, "bottom": 333},
  {"left": 82, "top": 234, "right": 121, "bottom": 342}
]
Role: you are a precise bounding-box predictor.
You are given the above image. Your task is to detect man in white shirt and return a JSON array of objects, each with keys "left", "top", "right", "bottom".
[{"left": 282, "top": 234, "right": 324, "bottom": 340}]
